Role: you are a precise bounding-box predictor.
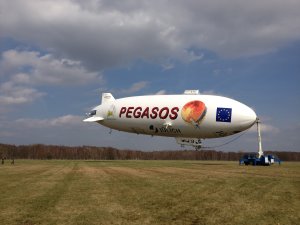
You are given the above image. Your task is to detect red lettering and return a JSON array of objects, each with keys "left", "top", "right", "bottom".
[
  {"left": 159, "top": 107, "right": 169, "bottom": 119},
  {"left": 150, "top": 107, "right": 159, "bottom": 119},
  {"left": 133, "top": 107, "right": 142, "bottom": 118},
  {"left": 119, "top": 107, "right": 127, "bottom": 118},
  {"left": 169, "top": 107, "right": 179, "bottom": 120},
  {"left": 119, "top": 106, "right": 179, "bottom": 120},
  {"left": 126, "top": 106, "right": 134, "bottom": 118},
  {"left": 141, "top": 107, "right": 149, "bottom": 118}
]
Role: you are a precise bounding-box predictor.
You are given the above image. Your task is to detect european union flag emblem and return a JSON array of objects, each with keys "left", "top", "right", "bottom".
[{"left": 216, "top": 107, "right": 232, "bottom": 122}]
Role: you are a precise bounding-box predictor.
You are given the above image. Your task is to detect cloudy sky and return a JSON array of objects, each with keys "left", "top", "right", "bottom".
[{"left": 0, "top": 0, "right": 299, "bottom": 151}]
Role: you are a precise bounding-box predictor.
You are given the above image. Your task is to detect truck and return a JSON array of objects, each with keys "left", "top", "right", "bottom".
[{"left": 239, "top": 153, "right": 281, "bottom": 166}]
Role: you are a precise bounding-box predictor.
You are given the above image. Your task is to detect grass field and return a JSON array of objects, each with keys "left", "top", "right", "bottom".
[{"left": 0, "top": 160, "right": 299, "bottom": 225}]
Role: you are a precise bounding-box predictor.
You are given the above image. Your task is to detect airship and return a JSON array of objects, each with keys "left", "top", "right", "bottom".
[{"left": 84, "top": 90, "right": 257, "bottom": 149}]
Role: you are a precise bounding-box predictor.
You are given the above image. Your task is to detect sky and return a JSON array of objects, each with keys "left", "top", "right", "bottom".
[{"left": 0, "top": 0, "right": 299, "bottom": 151}]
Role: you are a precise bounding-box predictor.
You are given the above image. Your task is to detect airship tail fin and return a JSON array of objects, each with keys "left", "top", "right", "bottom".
[{"left": 101, "top": 93, "right": 115, "bottom": 104}]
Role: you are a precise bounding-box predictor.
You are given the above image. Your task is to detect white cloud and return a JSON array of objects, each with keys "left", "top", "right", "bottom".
[
  {"left": 1, "top": 50, "right": 102, "bottom": 86},
  {"left": 14, "top": 115, "right": 84, "bottom": 128},
  {"left": 0, "top": 114, "right": 102, "bottom": 146},
  {"left": 119, "top": 81, "right": 148, "bottom": 95},
  {"left": 161, "top": 62, "right": 174, "bottom": 71},
  {"left": 0, "top": 82, "right": 45, "bottom": 105},
  {"left": 1, "top": 0, "right": 299, "bottom": 70},
  {"left": 260, "top": 124, "right": 280, "bottom": 134},
  {"left": 249, "top": 123, "right": 280, "bottom": 134},
  {"left": 0, "top": 50, "right": 103, "bottom": 107},
  {"left": 155, "top": 90, "right": 167, "bottom": 95}
]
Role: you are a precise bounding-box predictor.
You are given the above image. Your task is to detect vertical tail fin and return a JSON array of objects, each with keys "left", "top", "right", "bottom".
[{"left": 101, "top": 93, "right": 115, "bottom": 104}]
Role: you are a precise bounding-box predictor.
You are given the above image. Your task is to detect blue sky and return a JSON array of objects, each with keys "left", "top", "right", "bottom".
[{"left": 0, "top": 0, "right": 299, "bottom": 151}]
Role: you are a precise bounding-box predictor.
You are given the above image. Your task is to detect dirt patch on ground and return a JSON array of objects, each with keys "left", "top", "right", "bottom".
[
  {"left": 103, "top": 167, "right": 149, "bottom": 178},
  {"left": 77, "top": 165, "right": 108, "bottom": 177},
  {"left": 142, "top": 166, "right": 253, "bottom": 180},
  {"left": 142, "top": 166, "right": 216, "bottom": 177}
]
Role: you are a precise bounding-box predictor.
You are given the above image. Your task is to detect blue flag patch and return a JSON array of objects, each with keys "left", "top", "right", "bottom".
[{"left": 216, "top": 107, "right": 232, "bottom": 122}]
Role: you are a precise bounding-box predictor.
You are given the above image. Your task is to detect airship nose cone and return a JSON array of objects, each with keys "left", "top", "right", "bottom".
[{"left": 236, "top": 105, "right": 257, "bottom": 129}]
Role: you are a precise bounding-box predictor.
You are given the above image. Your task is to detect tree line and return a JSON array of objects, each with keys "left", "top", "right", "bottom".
[{"left": 0, "top": 143, "right": 299, "bottom": 161}]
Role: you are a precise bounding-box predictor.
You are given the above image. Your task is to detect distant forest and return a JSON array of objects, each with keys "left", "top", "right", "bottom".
[{"left": 0, "top": 143, "right": 299, "bottom": 161}]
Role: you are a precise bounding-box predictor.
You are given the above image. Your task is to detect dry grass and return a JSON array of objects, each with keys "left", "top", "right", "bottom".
[{"left": 0, "top": 160, "right": 299, "bottom": 225}]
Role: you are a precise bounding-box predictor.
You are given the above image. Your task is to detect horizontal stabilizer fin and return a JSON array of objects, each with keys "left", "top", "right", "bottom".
[{"left": 83, "top": 117, "right": 104, "bottom": 122}]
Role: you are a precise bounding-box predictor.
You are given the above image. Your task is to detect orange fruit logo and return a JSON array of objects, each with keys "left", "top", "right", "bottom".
[{"left": 181, "top": 100, "right": 207, "bottom": 127}]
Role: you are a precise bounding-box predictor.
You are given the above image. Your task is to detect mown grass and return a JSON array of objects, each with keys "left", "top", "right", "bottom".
[{"left": 0, "top": 160, "right": 299, "bottom": 225}]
